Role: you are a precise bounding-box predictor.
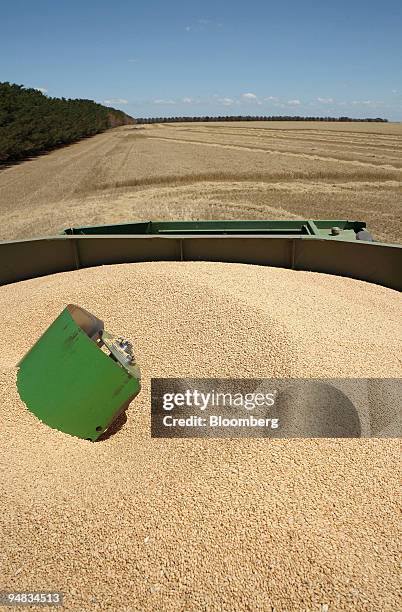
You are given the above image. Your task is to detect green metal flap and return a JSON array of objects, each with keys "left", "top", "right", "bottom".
[{"left": 17, "top": 306, "right": 141, "bottom": 440}]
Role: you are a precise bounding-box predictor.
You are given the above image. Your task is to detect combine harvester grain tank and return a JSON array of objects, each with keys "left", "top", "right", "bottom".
[
  {"left": 0, "top": 219, "right": 400, "bottom": 290},
  {"left": 1, "top": 219, "right": 400, "bottom": 440}
]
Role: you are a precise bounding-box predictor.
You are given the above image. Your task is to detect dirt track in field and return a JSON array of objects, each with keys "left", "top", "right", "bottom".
[{"left": 0, "top": 121, "right": 401, "bottom": 243}]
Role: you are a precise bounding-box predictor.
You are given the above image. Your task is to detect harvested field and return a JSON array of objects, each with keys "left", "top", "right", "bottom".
[
  {"left": 1, "top": 262, "right": 401, "bottom": 611},
  {"left": 0, "top": 121, "right": 401, "bottom": 243}
]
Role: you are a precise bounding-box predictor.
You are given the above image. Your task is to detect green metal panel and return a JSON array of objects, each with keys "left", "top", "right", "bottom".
[
  {"left": 63, "top": 221, "right": 151, "bottom": 235},
  {"left": 17, "top": 306, "right": 141, "bottom": 441},
  {"left": 61, "top": 219, "right": 367, "bottom": 237},
  {"left": 61, "top": 219, "right": 313, "bottom": 235},
  {"left": 1, "top": 229, "right": 401, "bottom": 291},
  {"left": 0, "top": 236, "right": 78, "bottom": 284},
  {"left": 147, "top": 220, "right": 311, "bottom": 235},
  {"left": 310, "top": 219, "right": 366, "bottom": 240}
]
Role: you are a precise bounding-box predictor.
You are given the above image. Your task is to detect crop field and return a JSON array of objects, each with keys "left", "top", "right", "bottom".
[{"left": 0, "top": 121, "right": 401, "bottom": 242}]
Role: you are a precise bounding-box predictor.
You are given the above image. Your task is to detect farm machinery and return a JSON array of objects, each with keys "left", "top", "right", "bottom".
[
  {"left": 1, "top": 219, "right": 400, "bottom": 290},
  {"left": 1, "top": 219, "right": 400, "bottom": 440}
]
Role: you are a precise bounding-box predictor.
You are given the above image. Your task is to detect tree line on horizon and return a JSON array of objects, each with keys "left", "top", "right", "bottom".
[
  {"left": 0, "top": 82, "right": 135, "bottom": 163},
  {"left": 137, "top": 115, "right": 388, "bottom": 124}
]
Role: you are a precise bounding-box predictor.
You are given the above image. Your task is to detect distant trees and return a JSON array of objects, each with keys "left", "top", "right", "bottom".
[
  {"left": 136, "top": 115, "right": 388, "bottom": 124},
  {"left": 0, "top": 82, "right": 135, "bottom": 162}
]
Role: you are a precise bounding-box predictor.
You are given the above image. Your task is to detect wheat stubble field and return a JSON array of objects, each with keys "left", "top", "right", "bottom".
[{"left": 0, "top": 120, "right": 401, "bottom": 242}]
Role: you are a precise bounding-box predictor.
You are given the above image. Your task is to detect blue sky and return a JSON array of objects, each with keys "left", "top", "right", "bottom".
[{"left": 1, "top": 0, "right": 401, "bottom": 120}]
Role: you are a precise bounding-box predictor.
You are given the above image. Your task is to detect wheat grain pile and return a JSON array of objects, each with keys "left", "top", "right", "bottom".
[{"left": 0, "top": 261, "right": 401, "bottom": 611}]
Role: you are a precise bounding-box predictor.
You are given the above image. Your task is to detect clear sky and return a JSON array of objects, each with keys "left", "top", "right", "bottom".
[{"left": 1, "top": 0, "right": 401, "bottom": 120}]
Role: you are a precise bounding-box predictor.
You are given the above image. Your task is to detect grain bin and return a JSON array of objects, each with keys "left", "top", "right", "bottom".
[
  {"left": 2, "top": 218, "right": 400, "bottom": 440},
  {"left": 0, "top": 219, "right": 400, "bottom": 290}
]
